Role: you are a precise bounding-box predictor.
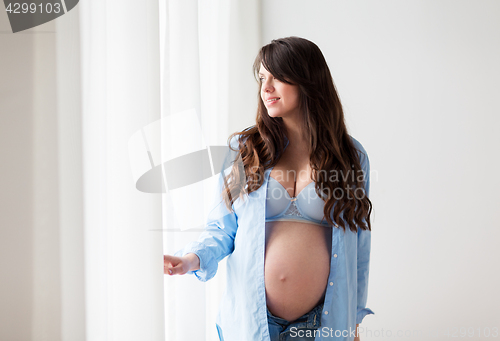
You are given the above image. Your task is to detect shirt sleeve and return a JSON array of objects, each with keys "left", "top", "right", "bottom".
[
  {"left": 356, "top": 143, "right": 375, "bottom": 324},
  {"left": 173, "top": 136, "right": 240, "bottom": 282}
]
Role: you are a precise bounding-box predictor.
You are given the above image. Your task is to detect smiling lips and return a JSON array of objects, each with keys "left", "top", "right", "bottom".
[{"left": 266, "top": 97, "right": 280, "bottom": 105}]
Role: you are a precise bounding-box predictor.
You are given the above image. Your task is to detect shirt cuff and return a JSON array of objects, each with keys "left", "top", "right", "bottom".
[
  {"left": 356, "top": 307, "right": 375, "bottom": 324},
  {"left": 173, "top": 241, "right": 218, "bottom": 282}
]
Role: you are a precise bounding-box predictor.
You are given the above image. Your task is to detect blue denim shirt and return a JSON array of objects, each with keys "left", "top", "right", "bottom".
[{"left": 174, "top": 132, "right": 374, "bottom": 341}]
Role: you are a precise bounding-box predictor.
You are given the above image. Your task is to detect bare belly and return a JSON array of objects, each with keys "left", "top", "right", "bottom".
[{"left": 264, "top": 221, "right": 332, "bottom": 321}]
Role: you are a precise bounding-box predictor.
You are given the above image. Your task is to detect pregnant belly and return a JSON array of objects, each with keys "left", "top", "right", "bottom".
[{"left": 264, "top": 221, "right": 332, "bottom": 322}]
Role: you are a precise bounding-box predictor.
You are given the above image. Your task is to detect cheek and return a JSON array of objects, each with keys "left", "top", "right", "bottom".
[
  {"left": 282, "top": 85, "right": 299, "bottom": 102},
  {"left": 292, "top": 89, "right": 300, "bottom": 105},
  {"left": 294, "top": 93, "right": 301, "bottom": 105}
]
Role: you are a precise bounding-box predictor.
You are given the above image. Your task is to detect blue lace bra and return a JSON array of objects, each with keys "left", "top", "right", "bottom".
[{"left": 265, "top": 175, "right": 330, "bottom": 226}]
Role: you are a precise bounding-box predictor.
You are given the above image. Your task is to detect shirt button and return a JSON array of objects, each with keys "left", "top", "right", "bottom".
[
  {"left": 329, "top": 282, "right": 333, "bottom": 286},
  {"left": 333, "top": 254, "right": 337, "bottom": 258},
  {"left": 324, "top": 311, "right": 329, "bottom": 315}
]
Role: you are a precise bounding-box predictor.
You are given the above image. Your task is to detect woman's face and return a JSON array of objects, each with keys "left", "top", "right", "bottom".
[{"left": 259, "top": 64, "right": 300, "bottom": 119}]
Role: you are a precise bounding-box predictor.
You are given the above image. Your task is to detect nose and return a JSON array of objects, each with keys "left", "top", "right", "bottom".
[{"left": 262, "top": 79, "right": 274, "bottom": 93}]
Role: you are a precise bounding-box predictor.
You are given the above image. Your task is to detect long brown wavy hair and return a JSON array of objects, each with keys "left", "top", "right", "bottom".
[{"left": 222, "top": 37, "right": 372, "bottom": 232}]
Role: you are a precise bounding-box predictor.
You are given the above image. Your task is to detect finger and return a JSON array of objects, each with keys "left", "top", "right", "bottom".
[
  {"left": 168, "top": 262, "right": 185, "bottom": 276},
  {"left": 164, "top": 254, "right": 176, "bottom": 263},
  {"left": 164, "top": 255, "right": 177, "bottom": 267},
  {"left": 164, "top": 263, "right": 173, "bottom": 275},
  {"left": 164, "top": 256, "right": 173, "bottom": 275}
]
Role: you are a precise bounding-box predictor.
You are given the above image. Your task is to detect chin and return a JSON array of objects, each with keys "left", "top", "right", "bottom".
[
  {"left": 268, "top": 114, "right": 283, "bottom": 120},
  {"left": 266, "top": 110, "right": 283, "bottom": 118}
]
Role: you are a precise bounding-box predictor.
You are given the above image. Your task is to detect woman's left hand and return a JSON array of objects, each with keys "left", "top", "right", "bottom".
[{"left": 354, "top": 324, "right": 360, "bottom": 341}]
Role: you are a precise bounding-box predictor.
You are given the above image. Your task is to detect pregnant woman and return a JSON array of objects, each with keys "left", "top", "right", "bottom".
[{"left": 164, "top": 36, "right": 374, "bottom": 341}]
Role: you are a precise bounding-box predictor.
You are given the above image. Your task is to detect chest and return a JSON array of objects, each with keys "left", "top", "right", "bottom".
[{"left": 269, "top": 152, "right": 313, "bottom": 198}]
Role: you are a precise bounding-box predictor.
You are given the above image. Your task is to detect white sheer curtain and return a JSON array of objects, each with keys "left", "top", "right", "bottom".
[
  {"left": 159, "top": 1, "right": 260, "bottom": 340},
  {"left": 80, "top": 0, "right": 165, "bottom": 340}
]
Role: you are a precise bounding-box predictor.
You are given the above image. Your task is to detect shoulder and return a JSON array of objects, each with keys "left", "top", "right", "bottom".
[
  {"left": 348, "top": 134, "right": 369, "bottom": 167},
  {"left": 228, "top": 125, "right": 254, "bottom": 149},
  {"left": 228, "top": 135, "right": 240, "bottom": 150},
  {"left": 223, "top": 127, "right": 253, "bottom": 171}
]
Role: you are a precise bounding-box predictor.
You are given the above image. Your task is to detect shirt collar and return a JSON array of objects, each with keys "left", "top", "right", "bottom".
[{"left": 284, "top": 135, "right": 290, "bottom": 151}]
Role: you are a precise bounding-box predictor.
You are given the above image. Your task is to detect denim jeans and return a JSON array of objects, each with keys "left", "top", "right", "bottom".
[{"left": 267, "top": 303, "right": 323, "bottom": 341}]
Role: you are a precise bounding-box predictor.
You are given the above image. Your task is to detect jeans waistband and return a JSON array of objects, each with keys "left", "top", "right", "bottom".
[{"left": 267, "top": 303, "right": 323, "bottom": 329}]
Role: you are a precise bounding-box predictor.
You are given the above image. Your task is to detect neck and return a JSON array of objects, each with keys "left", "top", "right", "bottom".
[{"left": 282, "top": 114, "right": 308, "bottom": 153}]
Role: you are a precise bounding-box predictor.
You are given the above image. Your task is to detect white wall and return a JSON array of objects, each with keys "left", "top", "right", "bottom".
[
  {"left": 0, "top": 10, "right": 61, "bottom": 341},
  {"left": 0, "top": 7, "right": 85, "bottom": 341},
  {"left": 262, "top": 0, "right": 500, "bottom": 339},
  {"left": 0, "top": 10, "right": 38, "bottom": 340}
]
